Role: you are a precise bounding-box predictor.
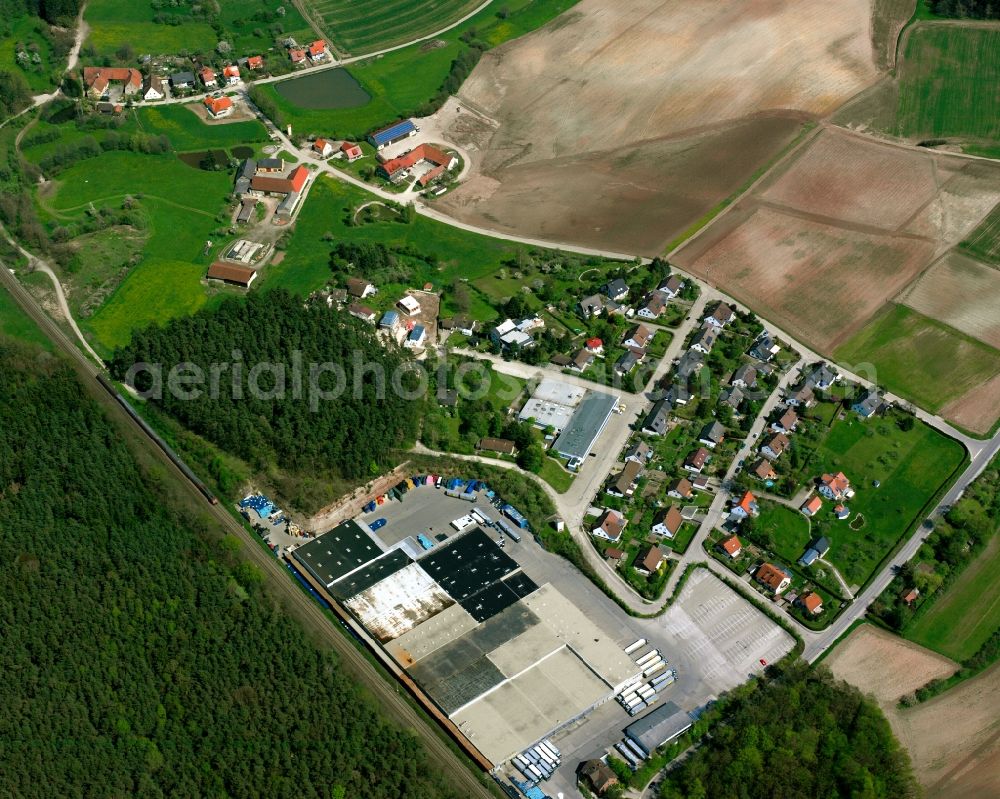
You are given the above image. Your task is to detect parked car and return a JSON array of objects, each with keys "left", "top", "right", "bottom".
[{"left": 370, "top": 518, "right": 387, "bottom": 531}]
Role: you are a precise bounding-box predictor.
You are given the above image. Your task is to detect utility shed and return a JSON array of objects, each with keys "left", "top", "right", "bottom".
[{"left": 625, "top": 701, "right": 692, "bottom": 757}]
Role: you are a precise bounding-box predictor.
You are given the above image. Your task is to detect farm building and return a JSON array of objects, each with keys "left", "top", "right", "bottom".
[
  {"left": 206, "top": 262, "right": 256, "bottom": 288},
  {"left": 250, "top": 164, "right": 309, "bottom": 196},
  {"left": 368, "top": 119, "right": 417, "bottom": 150},
  {"left": 203, "top": 95, "right": 233, "bottom": 118},
  {"left": 236, "top": 198, "right": 257, "bottom": 223},
  {"left": 625, "top": 701, "right": 692, "bottom": 757},
  {"left": 83, "top": 66, "right": 142, "bottom": 99},
  {"left": 478, "top": 438, "right": 517, "bottom": 455},
  {"left": 257, "top": 157, "right": 284, "bottom": 173},
  {"left": 377, "top": 144, "right": 458, "bottom": 186}
]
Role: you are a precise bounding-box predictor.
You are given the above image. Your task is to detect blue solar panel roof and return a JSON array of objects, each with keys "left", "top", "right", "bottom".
[{"left": 370, "top": 119, "right": 415, "bottom": 145}]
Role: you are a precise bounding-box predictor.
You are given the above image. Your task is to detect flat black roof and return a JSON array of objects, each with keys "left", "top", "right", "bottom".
[
  {"left": 328, "top": 548, "right": 412, "bottom": 600},
  {"left": 459, "top": 571, "right": 539, "bottom": 623},
  {"left": 292, "top": 519, "right": 383, "bottom": 587},
  {"left": 418, "top": 527, "right": 520, "bottom": 602}
]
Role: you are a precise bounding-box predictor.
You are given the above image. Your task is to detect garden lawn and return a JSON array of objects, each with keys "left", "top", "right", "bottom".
[
  {"left": 813, "top": 414, "right": 965, "bottom": 587},
  {"left": 259, "top": 0, "right": 578, "bottom": 139},
  {"left": 905, "top": 534, "right": 1000, "bottom": 661},
  {"left": 835, "top": 304, "right": 1000, "bottom": 412},
  {"left": 757, "top": 502, "right": 812, "bottom": 566},
  {"left": 124, "top": 105, "right": 269, "bottom": 152}
]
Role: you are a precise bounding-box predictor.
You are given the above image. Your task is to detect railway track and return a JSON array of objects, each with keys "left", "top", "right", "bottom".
[{"left": 0, "top": 265, "right": 498, "bottom": 799}]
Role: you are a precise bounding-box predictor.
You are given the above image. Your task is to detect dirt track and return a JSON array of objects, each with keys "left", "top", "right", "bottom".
[{"left": 436, "top": 0, "right": 878, "bottom": 254}]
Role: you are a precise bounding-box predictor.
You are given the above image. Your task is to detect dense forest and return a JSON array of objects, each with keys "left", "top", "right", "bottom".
[
  {"left": 929, "top": 0, "right": 1000, "bottom": 18},
  {"left": 657, "top": 662, "right": 918, "bottom": 799},
  {"left": 109, "top": 290, "right": 420, "bottom": 481},
  {"left": 0, "top": 0, "right": 82, "bottom": 25},
  {"left": 0, "top": 339, "right": 464, "bottom": 798}
]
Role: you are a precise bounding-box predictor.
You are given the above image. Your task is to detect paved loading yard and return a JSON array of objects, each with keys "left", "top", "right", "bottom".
[{"left": 357, "top": 483, "right": 793, "bottom": 793}]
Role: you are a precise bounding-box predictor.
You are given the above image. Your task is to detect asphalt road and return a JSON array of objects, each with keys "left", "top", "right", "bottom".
[{"left": 0, "top": 265, "right": 499, "bottom": 799}]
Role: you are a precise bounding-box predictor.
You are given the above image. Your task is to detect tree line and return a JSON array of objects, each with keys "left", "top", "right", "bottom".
[
  {"left": 929, "top": 0, "right": 1000, "bottom": 18},
  {"left": 0, "top": 338, "right": 465, "bottom": 798},
  {"left": 109, "top": 289, "right": 421, "bottom": 483}
]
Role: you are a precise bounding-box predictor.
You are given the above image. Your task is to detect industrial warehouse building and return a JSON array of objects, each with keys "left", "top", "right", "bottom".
[
  {"left": 292, "top": 513, "right": 641, "bottom": 765},
  {"left": 518, "top": 379, "right": 619, "bottom": 466},
  {"left": 625, "top": 701, "right": 693, "bottom": 757}
]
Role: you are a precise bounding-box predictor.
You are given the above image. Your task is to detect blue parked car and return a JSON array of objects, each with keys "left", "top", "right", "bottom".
[{"left": 370, "top": 518, "right": 388, "bottom": 531}]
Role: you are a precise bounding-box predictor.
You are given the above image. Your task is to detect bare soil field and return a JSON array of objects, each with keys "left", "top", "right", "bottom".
[
  {"left": 825, "top": 624, "right": 958, "bottom": 707},
  {"left": 436, "top": 0, "right": 878, "bottom": 253},
  {"left": 672, "top": 205, "right": 935, "bottom": 351},
  {"left": 440, "top": 115, "right": 803, "bottom": 254},
  {"left": 825, "top": 625, "right": 1000, "bottom": 799},
  {"left": 904, "top": 161, "right": 1000, "bottom": 245},
  {"left": 901, "top": 252, "right": 1000, "bottom": 349},
  {"left": 759, "top": 129, "right": 958, "bottom": 230},
  {"left": 941, "top": 372, "right": 1000, "bottom": 436}
]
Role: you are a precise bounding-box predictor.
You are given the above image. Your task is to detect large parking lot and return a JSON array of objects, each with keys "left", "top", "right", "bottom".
[{"left": 355, "top": 482, "right": 794, "bottom": 795}]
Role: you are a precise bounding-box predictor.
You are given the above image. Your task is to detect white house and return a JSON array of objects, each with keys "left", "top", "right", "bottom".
[{"left": 397, "top": 295, "right": 421, "bottom": 315}]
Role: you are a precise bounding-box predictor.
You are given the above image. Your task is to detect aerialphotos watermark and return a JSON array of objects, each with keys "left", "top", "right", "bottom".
[{"left": 122, "top": 348, "right": 884, "bottom": 411}]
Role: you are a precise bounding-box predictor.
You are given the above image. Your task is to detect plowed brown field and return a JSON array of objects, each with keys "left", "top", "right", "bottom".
[{"left": 436, "top": 0, "right": 878, "bottom": 253}]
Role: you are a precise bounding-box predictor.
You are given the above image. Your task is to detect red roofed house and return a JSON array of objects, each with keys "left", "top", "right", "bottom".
[
  {"left": 207, "top": 262, "right": 256, "bottom": 288},
  {"left": 585, "top": 337, "right": 604, "bottom": 355},
  {"left": 223, "top": 64, "right": 241, "bottom": 85},
  {"left": 635, "top": 545, "right": 667, "bottom": 577},
  {"left": 378, "top": 144, "right": 458, "bottom": 186},
  {"left": 340, "top": 141, "right": 363, "bottom": 162},
  {"left": 82, "top": 67, "right": 142, "bottom": 99},
  {"left": 203, "top": 95, "right": 233, "bottom": 118},
  {"left": 308, "top": 40, "right": 329, "bottom": 61},
  {"left": 800, "top": 495, "right": 823, "bottom": 517},
  {"left": 799, "top": 591, "right": 823, "bottom": 615},
  {"left": 819, "top": 472, "right": 853, "bottom": 501},
  {"left": 289, "top": 48, "right": 306, "bottom": 64},
  {"left": 719, "top": 535, "right": 742, "bottom": 558},
  {"left": 247, "top": 55, "right": 264, "bottom": 70},
  {"left": 755, "top": 562, "right": 792, "bottom": 594},
  {"left": 313, "top": 138, "right": 334, "bottom": 157},
  {"left": 200, "top": 66, "right": 217, "bottom": 88},
  {"left": 730, "top": 491, "right": 759, "bottom": 520}
]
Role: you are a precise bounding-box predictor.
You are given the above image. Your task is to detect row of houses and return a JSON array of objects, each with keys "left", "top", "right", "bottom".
[
  {"left": 86, "top": 54, "right": 267, "bottom": 103},
  {"left": 577, "top": 274, "right": 685, "bottom": 321}
]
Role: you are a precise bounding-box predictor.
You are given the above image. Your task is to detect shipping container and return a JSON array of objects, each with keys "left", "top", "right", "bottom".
[
  {"left": 537, "top": 743, "right": 560, "bottom": 763},
  {"left": 501, "top": 504, "right": 529, "bottom": 529},
  {"left": 624, "top": 638, "right": 647, "bottom": 655},
  {"left": 625, "top": 739, "right": 647, "bottom": 761},
  {"left": 635, "top": 650, "right": 659, "bottom": 667}
]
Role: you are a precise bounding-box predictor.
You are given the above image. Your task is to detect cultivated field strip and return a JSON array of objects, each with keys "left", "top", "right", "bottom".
[
  {"left": 961, "top": 200, "right": 1000, "bottom": 265},
  {"left": 307, "top": 0, "right": 482, "bottom": 54}
]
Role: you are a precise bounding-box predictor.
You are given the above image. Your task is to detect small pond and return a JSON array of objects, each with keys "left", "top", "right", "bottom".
[
  {"left": 230, "top": 145, "right": 254, "bottom": 159},
  {"left": 274, "top": 68, "right": 371, "bottom": 110},
  {"left": 178, "top": 149, "right": 229, "bottom": 170}
]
